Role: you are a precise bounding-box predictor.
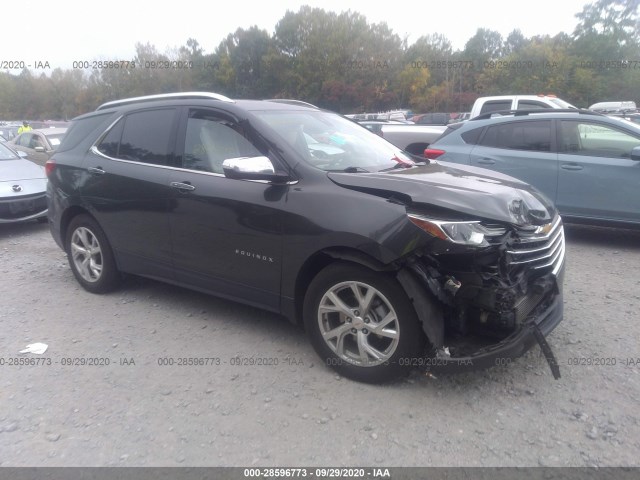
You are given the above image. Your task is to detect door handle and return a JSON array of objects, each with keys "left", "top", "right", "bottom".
[
  {"left": 87, "top": 167, "right": 105, "bottom": 175},
  {"left": 170, "top": 181, "right": 196, "bottom": 191},
  {"left": 560, "top": 164, "right": 583, "bottom": 171},
  {"left": 477, "top": 158, "right": 495, "bottom": 165}
]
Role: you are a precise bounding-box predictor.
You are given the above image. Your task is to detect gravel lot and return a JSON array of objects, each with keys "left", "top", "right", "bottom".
[{"left": 0, "top": 221, "right": 639, "bottom": 467}]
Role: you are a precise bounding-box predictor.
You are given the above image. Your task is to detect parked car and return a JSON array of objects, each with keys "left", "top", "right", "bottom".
[
  {"left": 410, "top": 113, "right": 451, "bottom": 125},
  {"left": 0, "top": 124, "right": 21, "bottom": 142},
  {"left": 426, "top": 109, "right": 640, "bottom": 227},
  {"left": 47, "top": 92, "right": 565, "bottom": 383},
  {"left": 470, "top": 95, "right": 576, "bottom": 119},
  {"left": 589, "top": 101, "right": 636, "bottom": 113},
  {"left": 0, "top": 142, "right": 48, "bottom": 223},
  {"left": 9, "top": 127, "right": 67, "bottom": 166}
]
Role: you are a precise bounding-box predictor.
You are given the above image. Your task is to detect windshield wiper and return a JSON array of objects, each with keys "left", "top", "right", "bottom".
[{"left": 330, "top": 166, "right": 370, "bottom": 173}]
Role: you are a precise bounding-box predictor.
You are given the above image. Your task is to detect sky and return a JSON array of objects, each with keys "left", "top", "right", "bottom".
[{"left": 0, "top": 0, "right": 592, "bottom": 72}]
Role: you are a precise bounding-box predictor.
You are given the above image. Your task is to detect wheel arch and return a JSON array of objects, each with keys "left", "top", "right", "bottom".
[
  {"left": 60, "top": 205, "right": 94, "bottom": 253},
  {"left": 292, "top": 247, "right": 397, "bottom": 326}
]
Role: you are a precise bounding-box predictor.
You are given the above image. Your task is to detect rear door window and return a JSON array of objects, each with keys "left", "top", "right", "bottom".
[
  {"left": 97, "top": 108, "right": 177, "bottom": 165},
  {"left": 480, "top": 120, "right": 552, "bottom": 152}
]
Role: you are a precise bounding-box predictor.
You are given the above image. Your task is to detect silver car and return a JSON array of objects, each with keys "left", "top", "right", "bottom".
[
  {"left": 0, "top": 143, "right": 47, "bottom": 223},
  {"left": 426, "top": 110, "right": 640, "bottom": 227}
]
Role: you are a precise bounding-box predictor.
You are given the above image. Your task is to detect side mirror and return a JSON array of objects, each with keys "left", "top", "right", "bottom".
[
  {"left": 631, "top": 146, "right": 640, "bottom": 161},
  {"left": 222, "top": 156, "right": 290, "bottom": 183}
]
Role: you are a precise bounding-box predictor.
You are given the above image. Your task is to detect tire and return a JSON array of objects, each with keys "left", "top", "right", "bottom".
[
  {"left": 65, "top": 214, "right": 121, "bottom": 294},
  {"left": 304, "top": 263, "right": 425, "bottom": 383}
]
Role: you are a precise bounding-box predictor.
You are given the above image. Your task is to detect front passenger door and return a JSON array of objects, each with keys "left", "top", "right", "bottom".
[{"left": 556, "top": 120, "right": 640, "bottom": 222}]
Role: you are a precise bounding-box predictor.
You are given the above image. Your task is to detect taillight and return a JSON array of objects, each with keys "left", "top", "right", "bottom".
[
  {"left": 424, "top": 148, "right": 445, "bottom": 159},
  {"left": 45, "top": 158, "right": 56, "bottom": 177}
]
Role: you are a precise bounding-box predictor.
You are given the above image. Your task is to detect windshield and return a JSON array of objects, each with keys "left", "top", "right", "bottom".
[
  {"left": 549, "top": 98, "right": 577, "bottom": 109},
  {"left": 253, "top": 110, "right": 414, "bottom": 172},
  {"left": 0, "top": 142, "right": 19, "bottom": 160}
]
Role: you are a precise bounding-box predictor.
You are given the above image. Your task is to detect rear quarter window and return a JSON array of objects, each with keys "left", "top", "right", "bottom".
[
  {"left": 436, "top": 122, "right": 466, "bottom": 141},
  {"left": 56, "top": 113, "right": 115, "bottom": 153},
  {"left": 460, "top": 127, "right": 484, "bottom": 145}
]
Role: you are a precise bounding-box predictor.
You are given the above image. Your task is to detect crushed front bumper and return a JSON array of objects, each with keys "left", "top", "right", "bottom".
[{"left": 427, "top": 286, "right": 563, "bottom": 375}]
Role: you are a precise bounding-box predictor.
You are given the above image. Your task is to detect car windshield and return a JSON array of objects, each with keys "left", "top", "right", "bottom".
[
  {"left": 0, "top": 142, "right": 19, "bottom": 160},
  {"left": 254, "top": 110, "right": 414, "bottom": 172},
  {"left": 549, "top": 98, "right": 577, "bottom": 109}
]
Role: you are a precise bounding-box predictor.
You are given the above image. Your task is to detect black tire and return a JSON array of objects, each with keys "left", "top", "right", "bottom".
[
  {"left": 304, "top": 263, "right": 425, "bottom": 383},
  {"left": 65, "top": 214, "right": 121, "bottom": 293}
]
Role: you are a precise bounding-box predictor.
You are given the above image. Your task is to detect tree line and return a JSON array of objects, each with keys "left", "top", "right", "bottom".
[{"left": 1, "top": 0, "right": 638, "bottom": 120}]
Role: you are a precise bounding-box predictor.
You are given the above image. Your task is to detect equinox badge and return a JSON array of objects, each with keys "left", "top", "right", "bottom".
[{"left": 235, "top": 249, "right": 274, "bottom": 263}]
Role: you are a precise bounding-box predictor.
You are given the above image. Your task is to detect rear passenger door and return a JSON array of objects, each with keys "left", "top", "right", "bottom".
[
  {"left": 469, "top": 120, "right": 558, "bottom": 202},
  {"left": 81, "top": 108, "right": 179, "bottom": 279},
  {"left": 167, "top": 107, "right": 284, "bottom": 311}
]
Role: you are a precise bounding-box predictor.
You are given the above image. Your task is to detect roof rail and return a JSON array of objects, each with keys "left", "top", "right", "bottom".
[
  {"left": 96, "top": 92, "right": 234, "bottom": 110},
  {"left": 264, "top": 99, "right": 318, "bottom": 109},
  {"left": 471, "top": 108, "right": 602, "bottom": 121}
]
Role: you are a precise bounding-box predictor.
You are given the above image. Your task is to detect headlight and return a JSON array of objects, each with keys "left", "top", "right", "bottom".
[{"left": 407, "top": 213, "right": 491, "bottom": 247}]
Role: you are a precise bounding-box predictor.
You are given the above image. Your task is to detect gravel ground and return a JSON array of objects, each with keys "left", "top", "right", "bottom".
[{"left": 0, "top": 221, "right": 639, "bottom": 467}]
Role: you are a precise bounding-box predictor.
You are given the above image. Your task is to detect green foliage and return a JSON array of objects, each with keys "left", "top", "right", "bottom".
[{"left": 1, "top": 3, "right": 639, "bottom": 119}]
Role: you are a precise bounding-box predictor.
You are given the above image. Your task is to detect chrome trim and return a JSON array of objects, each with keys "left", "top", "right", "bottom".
[
  {"left": 96, "top": 92, "right": 234, "bottom": 110},
  {"left": 88, "top": 146, "right": 300, "bottom": 185},
  {"left": 513, "top": 216, "right": 562, "bottom": 243},
  {"left": 507, "top": 226, "right": 563, "bottom": 255},
  {"left": 507, "top": 216, "right": 565, "bottom": 276}
]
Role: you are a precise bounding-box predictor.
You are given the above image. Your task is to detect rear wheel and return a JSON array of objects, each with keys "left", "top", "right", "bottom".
[
  {"left": 65, "top": 214, "right": 121, "bottom": 293},
  {"left": 304, "top": 263, "right": 424, "bottom": 383}
]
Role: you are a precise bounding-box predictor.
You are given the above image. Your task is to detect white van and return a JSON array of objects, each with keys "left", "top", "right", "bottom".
[{"left": 589, "top": 101, "right": 636, "bottom": 113}]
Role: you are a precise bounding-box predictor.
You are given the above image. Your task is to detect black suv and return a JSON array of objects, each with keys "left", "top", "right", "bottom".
[{"left": 47, "top": 92, "right": 566, "bottom": 383}]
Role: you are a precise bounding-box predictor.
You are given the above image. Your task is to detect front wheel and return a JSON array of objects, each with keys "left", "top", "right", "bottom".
[
  {"left": 304, "top": 263, "right": 424, "bottom": 383},
  {"left": 65, "top": 214, "right": 121, "bottom": 293}
]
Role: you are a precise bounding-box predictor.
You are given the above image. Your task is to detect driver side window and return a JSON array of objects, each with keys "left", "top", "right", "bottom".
[
  {"left": 181, "top": 111, "right": 262, "bottom": 174},
  {"left": 560, "top": 120, "right": 640, "bottom": 158},
  {"left": 18, "top": 133, "right": 33, "bottom": 147}
]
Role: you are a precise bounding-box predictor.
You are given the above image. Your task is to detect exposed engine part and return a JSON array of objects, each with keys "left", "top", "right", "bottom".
[{"left": 444, "top": 277, "right": 461, "bottom": 295}]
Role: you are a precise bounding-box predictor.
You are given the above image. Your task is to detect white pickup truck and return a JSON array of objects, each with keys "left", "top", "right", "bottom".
[{"left": 470, "top": 95, "right": 577, "bottom": 118}]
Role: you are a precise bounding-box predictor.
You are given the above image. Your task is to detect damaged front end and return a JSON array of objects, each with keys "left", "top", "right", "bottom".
[{"left": 397, "top": 213, "right": 565, "bottom": 378}]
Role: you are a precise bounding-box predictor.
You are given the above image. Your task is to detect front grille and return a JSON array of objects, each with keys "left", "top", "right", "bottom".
[{"left": 507, "top": 216, "right": 565, "bottom": 276}]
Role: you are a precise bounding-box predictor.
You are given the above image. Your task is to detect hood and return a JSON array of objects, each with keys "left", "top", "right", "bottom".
[
  {"left": 0, "top": 159, "right": 46, "bottom": 181},
  {"left": 327, "top": 161, "right": 556, "bottom": 227},
  {"left": 0, "top": 159, "right": 46, "bottom": 198}
]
